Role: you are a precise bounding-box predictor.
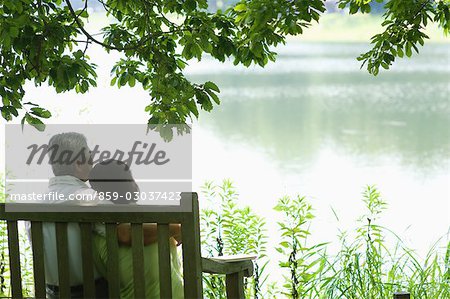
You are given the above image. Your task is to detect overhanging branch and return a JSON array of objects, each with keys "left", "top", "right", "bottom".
[{"left": 65, "top": 0, "right": 149, "bottom": 51}]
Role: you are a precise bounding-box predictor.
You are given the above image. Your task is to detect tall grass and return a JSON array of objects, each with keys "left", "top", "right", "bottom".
[
  {"left": 0, "top": 224, "right": 34, "bottom": 298},
  {"left": 0, "top": 177, "right": 34, "bottom": 298},
  {"left": 273, "top": 185, "right": 450, "bottom": 299},
  {"left": 0, "top": 178, "right": 9, "bottom": 297}
]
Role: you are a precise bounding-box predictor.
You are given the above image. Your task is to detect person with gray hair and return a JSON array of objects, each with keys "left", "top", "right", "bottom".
[
  {"left": 47, "top": 132, "right": 93, "bottom": 180},
  {"left": 27, "top": 132, "right": 109, "bottom": 298}
]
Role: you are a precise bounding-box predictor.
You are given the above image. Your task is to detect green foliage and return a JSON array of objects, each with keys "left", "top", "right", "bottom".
[
  {"left": 0, "top": 0, "right": 448, "bottom": 128},
  {"left": 200, "top": 179, "right": 269, "bottom": 299},
  {"left": 274, "top": 195, "right": 327, "bottom": 299},
  {"left": 339, "top": 0, "right": 450, "bottom": 75},
  {"left": 0, "top": 224, "right": 34, "bottom": 298},
  {"left": 0, "top": 178, "right": 4, "bottom": 204},
  {"left": 323, "top": 185, "right": 393, "bottom": 298},
  {"left": 19, "top": 229, "right": 34, "bottom": 297},
  {"left": 272, "top": 186, "right": 449, "bottom": 299},
  {"left": 320, "top": 186, "right": 450, "bottom": 299},
  {"left": 0, "top": 178, "right": 7, "bottom": 297},
  {"left": 0, "top": 175, "right": 34, "bottom": 297},
  {"left": 0, "top": 220, "right": 8, "bottom": 297}
]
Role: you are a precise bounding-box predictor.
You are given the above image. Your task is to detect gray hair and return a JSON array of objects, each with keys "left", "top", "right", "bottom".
[{"left": 48, "top": 132, "right": 89, "bottom": 176}]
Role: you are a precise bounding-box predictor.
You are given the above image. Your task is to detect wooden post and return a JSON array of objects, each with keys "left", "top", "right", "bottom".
[
  {"left": 394, "top": 292, "right": 410, "bottom": 299},
  {"left": 7, "top": 221, "right": 23, "bottom": 299},
  {"left": 226, "top": 271, "right": 245, "bottom": 299},
  {"left": 181, "top": 194, "right": 203, "bottom": 299}
]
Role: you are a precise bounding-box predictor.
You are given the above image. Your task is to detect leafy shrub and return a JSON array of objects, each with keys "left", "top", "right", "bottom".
[
  {"left": 200, "top": 180, "right": 269, "bottom": 298},
  {"left": 274, "top": 195, "right": 327, "bottom": 299},
  {"left": 273, "top": 186, "right": 450, "bottom": 299}
]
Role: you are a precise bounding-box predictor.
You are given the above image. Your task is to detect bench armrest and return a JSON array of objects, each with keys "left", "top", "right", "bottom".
[{"left": 201, "top": 257, "right": 254, "bottom": 277}]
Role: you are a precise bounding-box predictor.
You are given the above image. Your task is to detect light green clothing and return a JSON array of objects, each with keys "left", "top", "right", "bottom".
[{"left": 93, "top": 226, "right": 184, "bottom": 299}]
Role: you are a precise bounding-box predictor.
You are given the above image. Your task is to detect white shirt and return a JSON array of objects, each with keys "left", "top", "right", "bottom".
[{"left": 28, "top": 175, "right": 100, "bottom": 286}]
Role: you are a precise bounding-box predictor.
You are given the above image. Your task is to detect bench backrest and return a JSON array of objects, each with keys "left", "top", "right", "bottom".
[{"left": 0, "top": 192, "right": 202, "bottom": 299}]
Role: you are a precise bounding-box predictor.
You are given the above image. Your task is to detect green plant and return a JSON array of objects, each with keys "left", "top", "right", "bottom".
[
  {"left": 200, "top": 181, "right": 226, "bottom": 299},
  {"left": 274, "top": 195, "right": 327, "bottom": 299},
  {"left": 0, "top": 220, "right": 8, "bottom": 298},
  {"left": 0, "top": 177, "right": 9, "bottom": 297},
  {"left": 272, "top": 186, "right": 450, "bottom": 299},
  {"left": 19, "top": 229, "right": 34, "bottom": 297},
  {"left": 404, "top": 239, "right": 450, "bottom": 298},
  {"left": 322, "top": 186, "right": 400, "bottom": 298},
  {"left": 0, "top": 225, "right": 35, "bottom": 298},
  {"left": 0, "top": 175, "right": 34, "bottom": 297},
  {"left": 0, "top": 177, "right": 5, "bottom": 204},
  {"left": 321, "top": 186, "right": 450, "bottom": 299},
  {"left": 200, "top": 179, "right": 268, "bottom": 299}
]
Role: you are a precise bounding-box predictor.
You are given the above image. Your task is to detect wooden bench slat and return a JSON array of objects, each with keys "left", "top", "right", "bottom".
[
  {"left": 0, "top": 196, "right": 191, "bottom": 222},
  {"left": 157, "top": 224, "right": 172, "bottom": 299},
  {"left": 106, "top": 223, "right": 120, "bottom": 298},
  {"left": 131, "top": 223, "right": 145, "bottom": 299},
  {"left": 30, "top": 221, "right": 46, "bottom": 299},
  {"left": 7, "top": 221, "right": 23, "bottom": 299},
  {"left": 55, "top": 222, "right": 71, "bottom": 299},
  {"left": 0, "top": 209, "right": 184, "bottom": 223},
  {"left": 80, "top": 223, "right": 96, "bottom": 299}
]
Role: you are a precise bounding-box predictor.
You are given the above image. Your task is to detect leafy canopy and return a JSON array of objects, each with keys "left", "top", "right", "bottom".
[{"left": 0, "top": 0, "right": 449, "bottom": 128}]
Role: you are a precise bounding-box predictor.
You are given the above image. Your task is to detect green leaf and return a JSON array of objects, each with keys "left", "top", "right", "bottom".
[
  {"left": 187, "top": 99, "right": 199, "bottom": 118},
  {"left": 234, "top": 4, "right": 247, "bottom": 12},
  {"left": 205, "top": 89, "right": 220, "bottom": 105},
  {"left": 405, "top": 42, "right": 413, "bottom": 57},
  {"left": 79, "top": 10, "right": 89, "bottom": 18},
  {"left": 204, "top": 81, "right": 220, "bottom": 93},
  {"left": 30, "top": 107, "right": 51, "bottom": 118},
  {"left": 119, "top": 73, "right": 128, "bottom": 87},
  {"left": 128, "top": 76, "right": 136, "bottom": 87},
  {"left": 9, "top": 26, "right": 19, "bottom": 37},
  {"left": 25, "top": 113, "right": 45, "bottom": 131}
]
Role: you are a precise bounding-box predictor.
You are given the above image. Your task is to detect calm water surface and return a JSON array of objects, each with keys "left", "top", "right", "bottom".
[
  {"left": 4, "top": 41, "right": 449, "bottom": 262},
  {"left": 187, "top": 42, "right": 450, "bottom": 258}
]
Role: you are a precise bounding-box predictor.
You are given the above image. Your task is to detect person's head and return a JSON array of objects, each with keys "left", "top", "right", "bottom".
[
  {"left": 89, "top": 159, "right": 139, "bottom": 204},
  {"left": 48, "top": 132, "right": 92, "bottom": 181}
]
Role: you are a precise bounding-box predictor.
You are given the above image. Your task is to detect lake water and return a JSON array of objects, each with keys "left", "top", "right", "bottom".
[
  {"left": 187, "top": 42, "right": 450, "bottom": 257},
  {"left": 2, "top": 41, "right": 449, "bottom": 263}
]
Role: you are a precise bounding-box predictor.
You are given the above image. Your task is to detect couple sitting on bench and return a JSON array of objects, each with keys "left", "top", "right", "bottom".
[{"left": 29, "top": 132, "right": 184, "bottom": 299}]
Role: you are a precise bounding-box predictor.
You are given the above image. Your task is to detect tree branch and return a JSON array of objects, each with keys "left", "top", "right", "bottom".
[
  {"left": 96, "top": 0, "right": 111, "bottom": 13},
  {"left": 69, "top": 0, "right": 89, "bottom": 27},
  {"left": 65, "top": 0, "right": 148, "bottom": 51},
  {"left": 65, "top": 0, "right": 186, "bottom": 53}
]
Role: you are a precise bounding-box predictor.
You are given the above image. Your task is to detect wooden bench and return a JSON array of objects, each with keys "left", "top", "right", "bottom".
[{"left": 0, "top": 193, "right": 254, "bottom": 299}]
